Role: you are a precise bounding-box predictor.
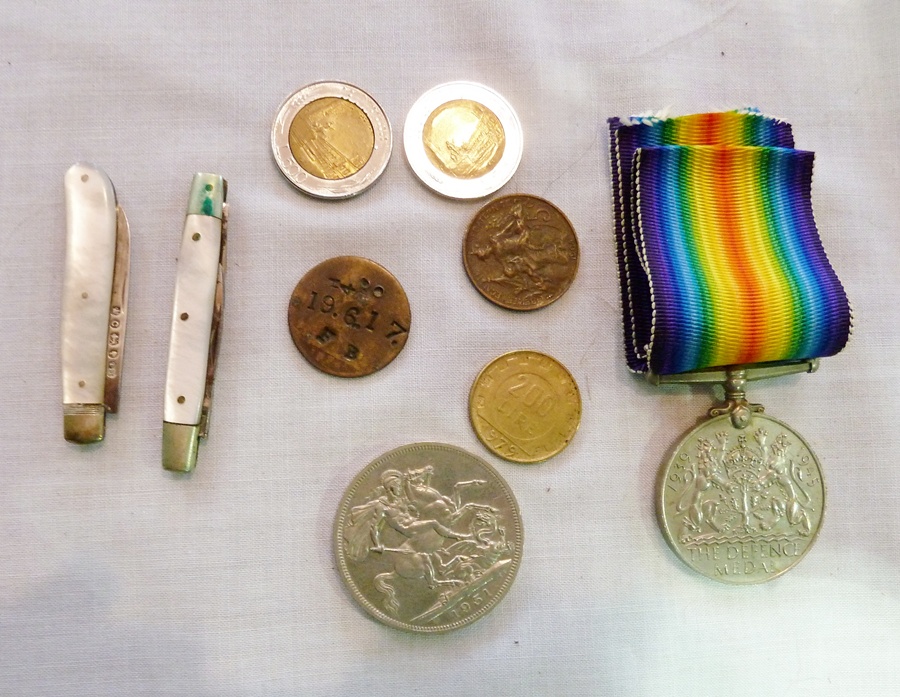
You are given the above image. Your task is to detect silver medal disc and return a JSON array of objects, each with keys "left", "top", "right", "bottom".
[{"left": 658, "top": 411, "right": 825, "bottom": 584}]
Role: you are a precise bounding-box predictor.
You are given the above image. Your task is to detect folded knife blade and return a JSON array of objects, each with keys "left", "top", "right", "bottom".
[
  {"left": 61, "top": 163, "right": 130, "bottom": 444},
  {"left": 162, "top": 173, "right": 228, "bottom": 472}
]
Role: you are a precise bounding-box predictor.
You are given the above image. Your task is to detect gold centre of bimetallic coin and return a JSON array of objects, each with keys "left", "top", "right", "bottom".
[
  {"left": 289, "top": 97, "right": 375, "bottom": 180},
  {"left": 422, "top": 99, "right": 506, "bottom": 179}
]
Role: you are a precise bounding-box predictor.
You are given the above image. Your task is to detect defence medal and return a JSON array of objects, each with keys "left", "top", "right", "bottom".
[
  {"left": 653, "top": 362, "right": 825, "bottom": 583},
  {"left": 608, "top": 111, "right": 852, "bottom": 584}
]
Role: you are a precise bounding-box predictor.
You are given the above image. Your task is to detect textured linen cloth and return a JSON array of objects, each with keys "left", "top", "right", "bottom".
[{"left": 1, "top": 1, "right": 898, "bottom": 695}]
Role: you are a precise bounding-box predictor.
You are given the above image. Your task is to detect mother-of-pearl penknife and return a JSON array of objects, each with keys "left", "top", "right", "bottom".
[
  {"left": 162, "top": 173, "right": 228, "bottom": 472},
  {"left": 62, "top": 163, "right": 130, "bottom": 444}
]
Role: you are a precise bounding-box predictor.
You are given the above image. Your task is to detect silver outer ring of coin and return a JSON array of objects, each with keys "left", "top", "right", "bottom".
[
  {"left": 403, "top": 81, "right": 523, "bottom": 200},
  {"left": 334, "top": 442, "right": 524, "bottom": 633},
  {"left": 657, "top": 412, "right": 826, "bottom": 585},
  {"left": 271, "top": 81, "right": 392, "bottom": 199}
]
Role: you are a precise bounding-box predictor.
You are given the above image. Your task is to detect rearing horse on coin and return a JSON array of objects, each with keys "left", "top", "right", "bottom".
[{"left": 343, "top": 466, "right": 496, "bottom": 615}]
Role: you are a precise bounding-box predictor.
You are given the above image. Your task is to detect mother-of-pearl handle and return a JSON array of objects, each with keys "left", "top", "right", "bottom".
[
  {"left": 62, "top": 163, "right": 119, "bottom": 443},
  {"left": 163, "top": 173, "right": 227, "bottom": 472}
]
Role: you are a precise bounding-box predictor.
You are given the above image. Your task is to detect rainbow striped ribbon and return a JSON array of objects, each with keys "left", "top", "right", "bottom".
[{"left": 608, "top": 111, "right": 851, "bottom": 375}]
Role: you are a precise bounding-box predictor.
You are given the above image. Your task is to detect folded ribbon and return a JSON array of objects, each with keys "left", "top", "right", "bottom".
[{"left": 608, "top": 111, "right": 851, "bottom": 375}]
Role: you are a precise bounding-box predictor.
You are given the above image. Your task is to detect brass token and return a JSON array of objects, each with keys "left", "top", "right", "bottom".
[
  {"left": 335, "top": 442, "right": 523, "bottom": 633},
  {"left": 464, "top": 194, "right": 579, "bottom": 311},
  {"left": 469, "top": 350, "right": 581, "bottom": 463},
  {"left": 288, "top": 256, "right": 410, "bottom": 378},
  {"left": 658, "top": 411, "right": 825, "bottom": 584}
]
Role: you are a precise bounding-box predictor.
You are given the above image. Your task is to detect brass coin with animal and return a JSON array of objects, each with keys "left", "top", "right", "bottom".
[{"left": 464, "top": 195, "right": 579, "bottom": 311}]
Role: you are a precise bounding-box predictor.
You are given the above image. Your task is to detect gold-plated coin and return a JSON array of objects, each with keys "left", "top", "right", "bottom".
[
  {"left": 288, "top": 256, "right": 410, "bottom": 378},
  {"left": 658, "top": 412, "right": 825, "bottom": 584},
  {"left": 469, "top": 350, "right": 581, "bottom": 463},
  {"left": 464, "top": 194, "right": 579, "bottom": 311},
  {"left": 404, "top": 82, "right": 523, "bottom": 199},
  {"left": 335, "top": 442, "right": 523, "bottom": 633},
  {"left": 272, "top": 82, "right": 391, "bottom": 199}
]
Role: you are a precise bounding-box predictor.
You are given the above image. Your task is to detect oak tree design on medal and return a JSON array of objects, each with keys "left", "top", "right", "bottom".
[
  {"left": 470, "top": 200, "right": 572, "bottom": 300},
  {"left": 673, "top": 428, "right": 816, "bottom": 544},
  {"left": 344, "top": 465, "right": 513, "bottom": 620}
]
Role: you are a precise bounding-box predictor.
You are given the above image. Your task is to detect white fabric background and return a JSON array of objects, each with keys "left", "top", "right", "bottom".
[{"left": 1, "top": 1, "right": 898, "bottom": 695}]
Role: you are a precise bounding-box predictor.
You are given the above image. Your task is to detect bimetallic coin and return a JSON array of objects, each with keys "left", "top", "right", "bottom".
[
  {"left": 470, "top": 350, "right": 581, "bottom": 463},
  {"left": 464, "top": 194, "right": 579, "bottom": 311},
  {"left": 288, "top": 256, "right": 410, "bottom": 377},
  {"left": 404, "top": 82, "right": 523, "bottom": 199},
  {"left": 335, "top": 442, "right": 524, "bottom": 633},
  {"left": 658, "top": 412, "right": 825, "bottom": 584},
  {"left": 272, "top": 82, "right": 391, "bottom": 199}
]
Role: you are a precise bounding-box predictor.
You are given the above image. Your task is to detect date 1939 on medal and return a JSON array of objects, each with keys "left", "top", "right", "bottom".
[{"left": 288, "top": 256, "right": 411, "bottom": 378}]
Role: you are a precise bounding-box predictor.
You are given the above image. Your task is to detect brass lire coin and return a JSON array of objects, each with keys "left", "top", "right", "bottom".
[
  {"left": 464, "top": 194, "right": 579, "bottom": 311},
  {"left": 658, "top": 412, "right": 825, "bottom": 584},
  {"left": 335, "top": 442, "right": 524, "bottom": 633},
  {"left": 288, "top": 256, "right": 410, "bottom": 378},
  {"left": 469, "top": 350, "right": 581, "bottom": 463}
]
